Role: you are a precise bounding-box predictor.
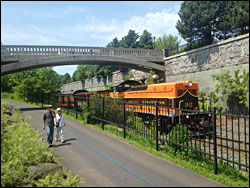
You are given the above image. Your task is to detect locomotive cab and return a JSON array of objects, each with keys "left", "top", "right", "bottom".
[{"left": 109, "top": 80, "right": 142, "bottom": 97}]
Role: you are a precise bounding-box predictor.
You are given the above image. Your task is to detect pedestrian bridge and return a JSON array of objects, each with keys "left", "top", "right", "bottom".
[{"left": 1, "top": 45, "right": 165, "bottom": 76}]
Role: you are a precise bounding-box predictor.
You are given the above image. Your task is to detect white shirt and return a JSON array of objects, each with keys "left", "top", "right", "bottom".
[{"left": 54, "top": 113, "right": 65, "bottom": 127}]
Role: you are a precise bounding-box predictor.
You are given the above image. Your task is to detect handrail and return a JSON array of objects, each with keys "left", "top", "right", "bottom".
[{"left": 1, "top": 45, "right": 163, "bottom": 57}]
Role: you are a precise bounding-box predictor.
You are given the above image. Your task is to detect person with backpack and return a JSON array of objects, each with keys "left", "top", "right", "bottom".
[
  {"left": 54, "top": 108, "right": 66, "bottom": 143},
  {"left": 43, "top": 105, "right": 56, "bottom": 147}
]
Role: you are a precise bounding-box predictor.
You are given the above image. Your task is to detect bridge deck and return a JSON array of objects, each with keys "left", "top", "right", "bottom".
[{"left": 1, "top": 45, "right": 165, "bottom": 76}]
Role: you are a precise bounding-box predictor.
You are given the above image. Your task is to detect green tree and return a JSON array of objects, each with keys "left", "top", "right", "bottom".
[
  {"left": 106, "top": 37, "right": 120, "bottom": 48},
  {"left": 155, "top": 34, "right": 180, "bottom": 56},
  {"left": 1, "top": 75, "right": 12, "bottom": 93},
  {"left": 176, "top": 1, "right": 249, "bottom": 49},
  {"left": 139, "top": 30, "right": 153, "bottom": 49},
  {"left": 72, "top": 65, "right": 87, "bottom": 81},
  {"left": 120, "top": 30, "right": 139, "bottom": 48},
  {"left": 1, "top": 68, "right": 62, "bottom": 98},
  {"left": 176, "top": 1, "right": 219, "bottom": 47},
  {"left": 217, "top": 1, "right": 249, "bottom": 40},
  {"left": 59, "top": 73, "right": 72, "bottom": 84},
  {"left": 37, "top": 68, "right": 61, "bottom": 93}
]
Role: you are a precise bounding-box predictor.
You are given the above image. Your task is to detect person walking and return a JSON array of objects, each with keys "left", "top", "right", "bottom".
[
  {"left": 54, "top": 108, "right": 66, "bottom": 143},
  {"left": 43, "top": 105, "right": 56, "bottom": 147}
]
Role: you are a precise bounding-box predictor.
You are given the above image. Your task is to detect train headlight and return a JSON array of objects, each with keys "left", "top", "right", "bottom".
[{"left": 188, "top": 81, "right": 193, "bottom": 87}]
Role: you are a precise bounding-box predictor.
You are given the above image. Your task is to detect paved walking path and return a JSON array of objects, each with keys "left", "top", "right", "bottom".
[{"left": 3, "top": 99, "right": 226, "bottom": 187}]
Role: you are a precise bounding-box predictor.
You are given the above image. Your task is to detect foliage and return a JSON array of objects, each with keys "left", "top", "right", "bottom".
[
  {"left": 106, "top": 37, "right": 120, "bottom": 48},
  {"left": 1, "top": 102, "right": 56, "bottom": 187},
  {"left": 1, "top": 102, "right": 83, "bottom": 187},
  {"left": 1, "top": 68, "right": 63, "bottom": 98},
  {"left": 145, "top": 70, "right": 161, "bottom": 85},
  {"left": 167, "top": 125, "right": 190, "bottom": 153},
  {"left": 59, "top": 73, "right": 72, "bottom": 84},
  {"left": 176, "top": 1, "right": 249, "bottom": 50},
  {"left": 31, "top": 168, "right": 83, "bottom": 187},
  {"left": 198, "top": 91, "right": 225, "bottom": 112},
  {"left": 72, "top": 65, "right": 128, "bottom": 81},
  {"left": 138, "top": 30, "right": 153, "bottom": 49},
  {"left": 104, "top": 82, "right": 114, "bottom": 90},
  {"left": 217, "top": 1, "right": 249, "bottom": 40},
  {"left": 107, "top": 29, "right": 154, "bottom": 49},
  {"left": 120, "top": 29, "right": 140, "bottom": 48},
  {"left": 122, "top": 72, "right": 133, "bottom": 81},
  {"left": 212, "top": 69, "right": 249, "bottom": 112},
  {"left": 176, "top": 1, "right": 220, "bottom": 47},
  {"left": 155, "top": 34, "right": 180, "bottom": 54},
  {"left": 81, "top": 94, "right": 122, "bottom": 125}
]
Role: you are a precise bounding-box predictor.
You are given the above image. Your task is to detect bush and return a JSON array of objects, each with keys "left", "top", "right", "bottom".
[
  {"left": 81, "top": 94, "right": 124, "bottom": 126},
  {"left": 198, "top": 91, "right": 225, "bottom": 112},
  {"left": 31, "top": 168, "right": 83, "bottom": 187},
  {"left": 212, "top": 69, "right": 249, "bottom": 113}
]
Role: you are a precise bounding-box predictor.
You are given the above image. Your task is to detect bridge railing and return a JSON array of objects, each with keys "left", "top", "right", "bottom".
[{"left": 1, "top": 45, "right": 163, "bottom": 57}]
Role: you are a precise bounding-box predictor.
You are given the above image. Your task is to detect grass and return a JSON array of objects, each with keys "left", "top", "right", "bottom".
[{"left": 2, "top": 94, "right": 249, "bottom": 187}]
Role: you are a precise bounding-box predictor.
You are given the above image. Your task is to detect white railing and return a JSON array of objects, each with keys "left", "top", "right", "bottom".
[{"left": 1, "top": 45, "right": 163, "bottom": 57}]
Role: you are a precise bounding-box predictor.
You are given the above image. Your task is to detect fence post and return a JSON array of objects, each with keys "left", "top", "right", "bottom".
[
  {"left": 102, "top": 97, "right": 104, "bottom": 130},
  {"left": 75, "top": 96, "right": 78, "bottom": 119},
  {"left": 123, "top": 101, "right": 126, "bottom": 139},
  {"left": 87, "top": 96, "right": 90, "bottom": 107},
  {"left": 67, "top": 95, "right": 69, "bottom": 115},
  {"left": 202, "top": 97, "right": 205, "bottom": 111},
  {"left": 156, "top": 102, "right": 159, "bottom": 151},
  {"left": 213, "top": 107, "right": 218, "bottom": 174}
]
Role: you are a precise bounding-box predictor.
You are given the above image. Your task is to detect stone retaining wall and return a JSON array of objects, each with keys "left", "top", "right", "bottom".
[
  {"left": 61, "top": 69, "right": 146, "bottom": 93},
  {"left": 165, "top": 33, "right": 249, "bottom": 94}
]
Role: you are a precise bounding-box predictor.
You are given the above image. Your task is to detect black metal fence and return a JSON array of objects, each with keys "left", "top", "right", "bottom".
[
  {"left": 26, "top": 93, "right": 249, "bottom": 174},
  {"left": 81, "top": 96, "right": 249, "bottom": 175},
  {"left": 24, "top": 92, "right": 54, "bottom": 108}
]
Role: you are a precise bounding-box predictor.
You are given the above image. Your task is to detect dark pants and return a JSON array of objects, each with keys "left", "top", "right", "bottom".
[{"left": 45, "top": 125, "right": 54, "bottom": 144}]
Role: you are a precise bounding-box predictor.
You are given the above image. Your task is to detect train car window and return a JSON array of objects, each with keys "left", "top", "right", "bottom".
[
  {"left": 189, "top": 89, "right": 197, "bottom": 95},
  {"left": 178, "top": 90, "right": 184, "bottom": 96},
  {"left": 126, "top": 85, "right": 148, "bottom": 91}
]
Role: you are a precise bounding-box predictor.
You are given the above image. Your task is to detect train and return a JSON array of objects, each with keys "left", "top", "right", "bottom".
[{"left": 55, "top": 76, "right": 211, "bottom": 136}]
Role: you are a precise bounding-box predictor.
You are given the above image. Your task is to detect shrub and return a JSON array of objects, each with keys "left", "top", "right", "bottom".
[{"left": 212, "top": 69, "right": 249, "bottom": 113}]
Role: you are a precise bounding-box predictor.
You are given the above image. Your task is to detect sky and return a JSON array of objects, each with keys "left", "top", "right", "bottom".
[{"left": 1, "top": 1, "right": 184, "bottom": 76}]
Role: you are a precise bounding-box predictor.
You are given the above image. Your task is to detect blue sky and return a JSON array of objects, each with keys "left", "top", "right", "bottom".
[{"left": 1, "top": 1, "right": 184, "bottom": 76}]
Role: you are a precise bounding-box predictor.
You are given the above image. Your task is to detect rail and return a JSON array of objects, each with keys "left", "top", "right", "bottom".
[{"left": 1, "top": 45, "right": 163, "bottom": 57}]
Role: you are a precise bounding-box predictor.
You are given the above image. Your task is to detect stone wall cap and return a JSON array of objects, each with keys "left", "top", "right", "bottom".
[{"left": 164, "top": 33, "right": 249, "bottom": 61}]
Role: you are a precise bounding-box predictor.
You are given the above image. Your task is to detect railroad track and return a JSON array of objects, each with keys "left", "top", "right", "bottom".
[{"left": 192, "top": 136, "right": 249, "bottom": 154}]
